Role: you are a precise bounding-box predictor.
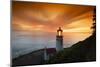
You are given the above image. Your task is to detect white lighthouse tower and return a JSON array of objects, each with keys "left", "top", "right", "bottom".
[{"left": 56, "top": 27, "right": 63, "bottom": 52}]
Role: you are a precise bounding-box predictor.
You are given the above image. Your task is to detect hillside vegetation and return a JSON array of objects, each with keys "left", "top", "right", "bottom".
[{"left": 48, "top": 34, "right": 96, "bottom": 64}]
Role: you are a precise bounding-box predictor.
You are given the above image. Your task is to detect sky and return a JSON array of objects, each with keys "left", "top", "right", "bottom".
[{"left": 12, "top": 1, "right": 95, "bottom": 58}]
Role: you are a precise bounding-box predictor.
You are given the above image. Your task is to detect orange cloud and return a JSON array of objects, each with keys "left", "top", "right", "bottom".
[{"left": 12, "top": 1, "right": 95, "bottom": 34}]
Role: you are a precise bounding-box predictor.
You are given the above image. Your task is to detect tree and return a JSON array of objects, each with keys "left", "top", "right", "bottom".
[{"left": 92, "top": 8, "right": 96, "bottom": 36}]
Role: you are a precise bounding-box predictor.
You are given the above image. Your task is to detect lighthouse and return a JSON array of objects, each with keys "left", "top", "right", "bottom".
[{"left": 56, "top": 27, "right": 63, "bottom": 52}]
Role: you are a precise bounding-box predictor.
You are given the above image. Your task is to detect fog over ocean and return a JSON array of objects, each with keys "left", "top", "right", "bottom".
[{"left": 11, "top": 31, "right": 91, "bottom": 58}]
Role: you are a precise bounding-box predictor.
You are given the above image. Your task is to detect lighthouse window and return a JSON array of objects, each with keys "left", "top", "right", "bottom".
[{"left": 58, "top": 31, "right": 62, "bottom": 36}]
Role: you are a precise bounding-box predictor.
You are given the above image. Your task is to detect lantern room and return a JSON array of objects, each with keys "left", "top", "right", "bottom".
[{"left": 57, "top": 27, "right": 63, "bottom": 36}]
